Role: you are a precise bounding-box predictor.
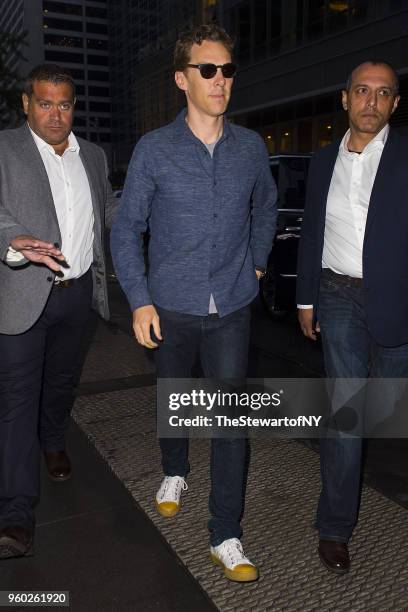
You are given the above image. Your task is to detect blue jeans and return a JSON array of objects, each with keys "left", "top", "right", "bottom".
[
  {"left": 317, "top": 271, "right": 408, "bottom": 542},
  {"left": 154, "top": 305, "right": 251, "bottom": 546}
]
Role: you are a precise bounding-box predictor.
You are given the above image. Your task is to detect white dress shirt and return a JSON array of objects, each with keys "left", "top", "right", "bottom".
[
  {"left": 298, "top": 124, "right": 389, "bottom": 309},
  {"left": 8, "top": 125, "right": 94, "bottom": 280}
]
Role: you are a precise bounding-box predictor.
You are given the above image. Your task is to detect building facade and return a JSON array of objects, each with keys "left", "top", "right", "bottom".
[
  {"left": 220, "top": 0, "right": 408, "bottom": 153},
  {"left": 109, "top": 0, "right": 213, "bottom": 169},
  {"left": 1, "top": 0, "right": 112, "bottom": 161}
]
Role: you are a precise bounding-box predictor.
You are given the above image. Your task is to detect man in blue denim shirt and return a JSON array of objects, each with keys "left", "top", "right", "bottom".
[{"left": 111, "top": 24, "right": 277, "bottom": 581}]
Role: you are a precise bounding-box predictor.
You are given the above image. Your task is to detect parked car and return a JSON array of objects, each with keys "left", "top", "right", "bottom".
[{"left": 261, "top": 154, "right": 311, "bottom": 318}]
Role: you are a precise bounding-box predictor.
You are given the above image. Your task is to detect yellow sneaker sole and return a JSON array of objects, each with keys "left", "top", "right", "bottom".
[
  {"left": 211, "top": 554, "right": 259, "bottom": 582},
  {"left": 155, "top": 500, "right": 180, "bottom": 517}
]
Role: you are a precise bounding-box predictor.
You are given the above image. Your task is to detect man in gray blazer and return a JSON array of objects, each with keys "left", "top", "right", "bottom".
[{"left": 0, "top": 64, "right": 116, "bottom": 559}]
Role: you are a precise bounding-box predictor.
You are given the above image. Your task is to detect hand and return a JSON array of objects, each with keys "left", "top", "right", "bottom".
[
  {"left": 255, "top": 269, "right": 264, "bottom": 280},
  {"left": 10, "top": 235, "right": 66, "bottom": 272},
  {"left": 132, "top": 305, "right": 162, "bottom": 349},
  {"left": 298, "top": 307, "right": 320, "bottom": 341}
]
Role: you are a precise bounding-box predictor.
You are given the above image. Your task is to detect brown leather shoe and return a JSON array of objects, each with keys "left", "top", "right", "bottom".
[
  {"left": 0, "top": 526, "right": 33, "bottom": 559},
  {"left": 318, "top": 539, "right": 350, "bottom": 574},
  {"left": 44, "top": 450, "right": 72, "bottom": 481}
]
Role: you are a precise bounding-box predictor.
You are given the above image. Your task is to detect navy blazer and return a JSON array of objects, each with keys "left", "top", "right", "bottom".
[{"left": 296, "top": 127, "right": 408, "bottom": 347}]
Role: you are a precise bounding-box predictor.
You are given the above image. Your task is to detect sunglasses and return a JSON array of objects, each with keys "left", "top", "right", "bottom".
[{"left": 186, "top": 63, "right": 237, "bottom": 79}]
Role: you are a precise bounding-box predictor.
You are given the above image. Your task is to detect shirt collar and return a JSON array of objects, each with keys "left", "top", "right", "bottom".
[
  {"left": 28, "top": 123, "right": 80, "bottom": 156},
  {"left": 340, "top": 123, "right": 389, "bottom": 157},
  {"left": 172, "top": 107, "right": 234, "bottom": 145}
]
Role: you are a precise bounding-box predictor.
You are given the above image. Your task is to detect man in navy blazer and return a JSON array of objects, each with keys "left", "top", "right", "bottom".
[{"left": 297, "top": 60, "right": 406, "bottom": 574}]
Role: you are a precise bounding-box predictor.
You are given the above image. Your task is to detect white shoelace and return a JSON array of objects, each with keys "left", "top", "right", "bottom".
[
  {"left": 215, "top": 538, "right": 252, "bottom": 568},
  {"left": 157, "top": 476, "right": 188, "bottom": 503}
]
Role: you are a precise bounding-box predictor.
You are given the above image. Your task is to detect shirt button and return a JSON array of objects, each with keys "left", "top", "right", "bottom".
[
  {"left": 46, "top": 276, "right": 53, "bottom": 282},
  {"left": 213, "top": 213, "right": 218, "bottom": 218},
  {"left": 212, "top": 244, "right": 216, "bottom": 248}
]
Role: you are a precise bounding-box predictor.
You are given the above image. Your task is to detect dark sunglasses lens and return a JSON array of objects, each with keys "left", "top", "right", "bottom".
[
  {"left": 200, "top": 64, "right": 217, "bottom": 79},
  {"left": 221, "top": 63, "right": 237, "bottom": 78}
]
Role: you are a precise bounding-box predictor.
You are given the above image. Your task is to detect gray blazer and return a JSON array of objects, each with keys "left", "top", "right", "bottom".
[{"left": 0, "top": 123, "right": 117, "bottom": 334}]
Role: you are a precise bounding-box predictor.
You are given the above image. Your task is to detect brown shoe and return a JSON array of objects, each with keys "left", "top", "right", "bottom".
[
  {"left": 318, "top": 539, "right": 350, "bottom": 574},
  {"left": 0, "top": 526, "right": 33, "bottom": 559},
  {"left": 44, "top": 450, "right": 72, "bottom": 481}
]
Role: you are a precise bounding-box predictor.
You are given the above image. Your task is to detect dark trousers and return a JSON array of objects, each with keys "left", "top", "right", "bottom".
[
  {"left": 154, "top": 305, "right": 251, "bottom": 546},
  {"left": 317, "top": 271, "right": 408, "bottom": 542},
  {"left": 0, "top": 271, "right": 92, "bottom": 530}
]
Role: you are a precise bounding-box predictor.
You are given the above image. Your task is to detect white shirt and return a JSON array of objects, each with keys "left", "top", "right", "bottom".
[
  {"left": 8, "top": 125, "right": 94, "bottom": 280},
  {"left": 298, "top": 124, "right": 388, "bottom": 309}
]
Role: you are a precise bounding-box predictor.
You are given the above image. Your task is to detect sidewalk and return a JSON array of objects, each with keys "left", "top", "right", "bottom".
[{"left": 5, "top": 299, "right": 408, "bottom": 610}]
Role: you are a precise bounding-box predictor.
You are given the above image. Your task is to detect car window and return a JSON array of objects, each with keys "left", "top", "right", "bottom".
[{"left": 270, "top": 158, "right": 310, "bottom": 210}]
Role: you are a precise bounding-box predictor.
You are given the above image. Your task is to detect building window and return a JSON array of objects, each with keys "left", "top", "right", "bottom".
[
  {"left": 306, "top": 0, "right": 325, "bottom": 41},
  {"left": 85, "top": 6, "right": 107, "bottom": 19},
  {"left": 317, "top": 117, "right": 334, "bottom": 148},
  {"left": 253, "top": 0, "right": 267, "bottom": 60},
  {"left": 44, "top": 34, "right": 83, "bottom": 48},
  {"left": 270, "top": 0, "right": 282, "bottom": 53},
  {"left": 96, "top": 117, "right": 111, "bottom": 127},
  {"left": 327, "top": 1, "right": 349, "bottom": 33},
  {"left": 87, "top": 38, "right": 108, "bottom": 50},
  {"left": 43, "top": 17, "right": 82, "bottom": 31},
  {"left": 86, "top": 22, "right": 108, "bottom": 34},
  {"left": 89, "top": 101, "right": 110, "bottom": 112},
  {"left": 237, "top": 0, "right": 251, "bottom": 62},
  {"left": 87, "top": 54, "right": 109, "bottom": 67},
  {"left": 88, "top": 69, "right": 109, "bottom": 81},
  {"left": 350, "top": 0, "right": 370, "bottom": 24},
  {"left": 263, "top": 130, "right": 276, "bottom": 154},
  {"left": 73, "top": 115, "right": 86, "bottom": 126},
  {"left": 278, "top": 125, "right": 293, "bottom": 152},
  {"left": 90, "top": 132, "right": 111, "bottom": 143},
  {"left": 298, "top": 119, "right": 313, "bottom": 153},
  {"left": 88, "top": 85, "right": 110, "bottom": 97},
  {"left": 44, "top": 50, "right": 84, "bottom": 63},
  {"left": 68, "top": 68, "right": 85, "bottom": 80},
  {"left": 43, "top": 1, "right": 82, "bottom": 16}
]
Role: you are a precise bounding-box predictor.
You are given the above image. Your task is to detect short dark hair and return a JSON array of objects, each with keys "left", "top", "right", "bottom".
[
  {"left": 345, "top": 60, "right": 399, "bottom": 94},
  {"left": 24, "top": 63, "right": 76, "bottom": 98},
  {"left": 174, "top": 24, "right": 234, "bottom": 72}
]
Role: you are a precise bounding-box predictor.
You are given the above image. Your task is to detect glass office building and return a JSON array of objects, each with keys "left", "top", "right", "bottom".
[
  {"left": 0, "top": 0, "right": 112, "bottom": 161},
  {"left": 221, "top": 0, "right": 408, "bottom": 153}
]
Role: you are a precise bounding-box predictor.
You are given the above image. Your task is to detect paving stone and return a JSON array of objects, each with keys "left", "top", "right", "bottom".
[{"left": 79, "top": 319, "right": 155, "bottom": 383}]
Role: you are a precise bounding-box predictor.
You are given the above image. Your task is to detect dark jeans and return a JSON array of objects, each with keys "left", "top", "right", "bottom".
[
  {"left": 317, "top": 271, "right": 408, "bottom": 542},
  {"left": 0, "top": 271, "right": 92, "bottom": 530},
  {"left": 154, "top": 304, "right": 251, "bottom": 546}
]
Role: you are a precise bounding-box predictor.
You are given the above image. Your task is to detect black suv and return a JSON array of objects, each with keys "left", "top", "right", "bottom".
[{"left": 261, "top": 154, "right": 311, "bottom": 318}]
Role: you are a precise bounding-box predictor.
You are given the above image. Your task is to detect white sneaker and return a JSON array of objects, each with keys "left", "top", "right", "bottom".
[
  {"left": 155, "top": 476, "right": 188, "bottom": 517},
  {"left": 210, "top": 538, "right": 259, "bottom": 582}
]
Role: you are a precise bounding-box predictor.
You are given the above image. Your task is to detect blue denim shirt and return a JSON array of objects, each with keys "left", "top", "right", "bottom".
[{"left": 110, "top": 109, "right": 277, "bottom": 317}]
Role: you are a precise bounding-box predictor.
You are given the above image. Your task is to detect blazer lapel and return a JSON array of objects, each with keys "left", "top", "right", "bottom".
[
  {"left": 79, "top": 143, "right": 103, "bottom": 251},
  {"left": 319, "top": 141, "right": 340, "bottom": 224},
  {"left": 364, "top": 128, "right": 399, "bottom": 237},
  {"left": 19, "top": 124, "right": 60, "bottom": 232}
]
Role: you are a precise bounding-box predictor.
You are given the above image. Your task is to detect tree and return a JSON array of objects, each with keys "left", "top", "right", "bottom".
[{"left": 0, "top": 30, "right": 27, "bottom": 129}]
